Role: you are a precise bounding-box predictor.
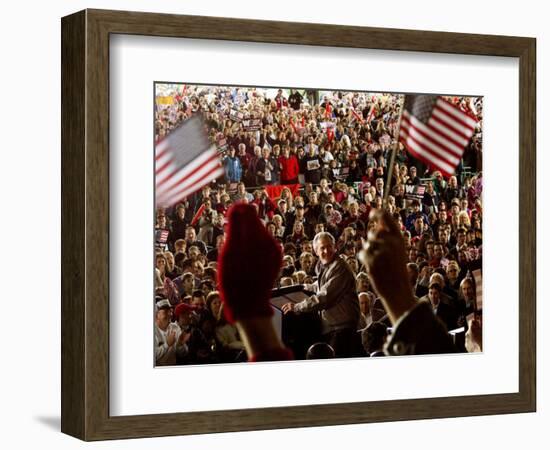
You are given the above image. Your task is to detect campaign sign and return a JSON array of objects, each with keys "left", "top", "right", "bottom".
[
  {"left": 243, "top": 118, "right": 262, "bottom": 131},
  {"left": 404, "top": 184, "right": 426, "bottom": 200},
  {"left": 229, "top": 109, "right": 244, "bottom": 122}
]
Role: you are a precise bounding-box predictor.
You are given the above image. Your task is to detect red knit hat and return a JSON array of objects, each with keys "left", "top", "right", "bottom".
[{"left": 174, "top": 302, "right": 197, "bottom": 319}]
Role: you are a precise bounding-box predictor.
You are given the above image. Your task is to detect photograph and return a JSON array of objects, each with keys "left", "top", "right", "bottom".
[{"left": 153, "top": 83, "right": 483, "bottom": 366}]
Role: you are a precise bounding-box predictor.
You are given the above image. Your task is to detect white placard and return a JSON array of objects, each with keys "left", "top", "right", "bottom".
[{"left": 110, "top": 34, "right": 518, "bottom": 416}]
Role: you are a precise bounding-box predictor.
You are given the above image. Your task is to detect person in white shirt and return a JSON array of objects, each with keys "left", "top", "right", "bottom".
[{"left": 154, "top": 299, "right": 189, "bottom": 366}]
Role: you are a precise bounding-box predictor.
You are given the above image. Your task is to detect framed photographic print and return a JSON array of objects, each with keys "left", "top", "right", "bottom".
[{"left": 61, "top": 9, "right": 536, "bottom": 441}]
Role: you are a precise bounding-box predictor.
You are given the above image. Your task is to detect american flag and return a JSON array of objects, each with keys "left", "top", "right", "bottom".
[
  {"left": 472, "top": 269, "right": 483, "bottom": 312},
  {"left": 399, "top": 95, "right": 477, "bottom": 177},
  {"left": 155, "top": 229, "right": 169, "bottom": 244},
  {"left": 155, "top": 115, "right": 224, "bottom": 207}
]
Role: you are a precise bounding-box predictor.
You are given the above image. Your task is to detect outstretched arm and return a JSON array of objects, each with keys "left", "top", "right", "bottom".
[
  {"left": 359, "top": 209, "right": 456, "bottom": 354},
  {"left": 358, "top": 209, "right": 417, "bottom": 325}
]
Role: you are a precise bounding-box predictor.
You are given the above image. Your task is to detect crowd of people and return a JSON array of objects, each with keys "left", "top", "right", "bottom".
[{"left": 153, "top": 85, "right": 484, "bottom": 366}]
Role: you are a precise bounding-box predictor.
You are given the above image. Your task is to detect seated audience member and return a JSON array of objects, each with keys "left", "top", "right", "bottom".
[
  {"left": 154, "top": 299, "right": 189, "bottom": 366},
  {"left": 173, "top": 271, "right": 195, "bottom": 299},
  {"left": 357, "top": 291, "right": 375, "bottom": 330},
  {"left": 174, "top": 302, "right": 215, "bottom": 365}
]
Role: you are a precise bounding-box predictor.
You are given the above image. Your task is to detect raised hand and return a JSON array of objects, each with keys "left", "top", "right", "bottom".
[{"left": 218, "top": 203, "right": 282, "bottom": 323}]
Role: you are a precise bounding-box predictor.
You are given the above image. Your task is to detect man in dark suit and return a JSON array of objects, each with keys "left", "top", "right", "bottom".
[{"left": 426, "top": 282, "right": 458, "bottom": 332}]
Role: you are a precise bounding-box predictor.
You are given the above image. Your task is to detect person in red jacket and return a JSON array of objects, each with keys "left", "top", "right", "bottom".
[{"left": 278, "top": 147, "right": 300, "bottom": 184}]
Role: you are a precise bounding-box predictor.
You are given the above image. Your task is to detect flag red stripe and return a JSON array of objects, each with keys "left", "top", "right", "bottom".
[
  {"left": 159, "top": 166, "right": 224, "bottom": 206},
  {"left": 402, "top": 138, "right": 453, "bottom": 178},
  {"left": 155, "top": 148, "right": 169, "bottom": 160},
  {"left": 401, "top": 116, "right": 463, "bottom": 159},
  {"left": 428, "top": 115, "right": 470, "bottom": 149},
  {"left": 156, "top": 153, "right": 222, "bottom": 198},
  {"left": 157, "top": 152, "right": 219, "bottom": 190},
  {"left": 434, "top": 103, "right": 475, "bottom": 132},
  {"left": 155, "top": 160, "right": 173, "bottom": 176},
  {"left": 400, "top": 130, "right": 454, "bottom": 176},
  {"left": 432, "top": 106, "right": 474, "bottom": 141},
  {"left": 402, "top": 111, "right": 466, "bottom": 153},
  {"left": 400, "top": 95, "right": 478, "bottom": 177},
  {"left": 404, "top": 142, "right": 452, "bottom": 177},
  {"left": 400, "top": 120, "right": 461, "bottom": 166},
  {"left": 436, "top": 98, "right": 478, "bottom": 128}
]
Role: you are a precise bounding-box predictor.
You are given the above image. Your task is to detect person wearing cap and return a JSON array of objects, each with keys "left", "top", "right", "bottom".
[
  {"left": 154, "top": 299, "right": 189, "bottom": 366},
  {"left": 173, "top": 302, "right": 213, "bottom": 365},
  {"left": 284, "top": 203, "right": 309, "bottom": 238},
  {"left": 318, "top": 203, "right": 340, "bottom": 236}
]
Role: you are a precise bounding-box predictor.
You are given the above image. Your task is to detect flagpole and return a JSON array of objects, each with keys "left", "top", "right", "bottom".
[{"left": 382, "top": 97, "right": 405, "bottom": 208}]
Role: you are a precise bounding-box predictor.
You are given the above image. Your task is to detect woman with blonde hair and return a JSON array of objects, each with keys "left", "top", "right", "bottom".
[
  {"left": 155, "top": 252, "right": 180, "bottom": 305},
  {"left": 286, "top": 221, "right": 308, "bottom": 246},
  {"left": 458, "top": 210, "right": 471, "bottom": 229},
  {"left": 279, "top": 187, "right": 293, "bottom": 208}
]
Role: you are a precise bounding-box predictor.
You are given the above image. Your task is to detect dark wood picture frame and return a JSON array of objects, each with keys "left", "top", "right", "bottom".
[{"left": 61, "top": 9, "right": 536, "bottom": 441}]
